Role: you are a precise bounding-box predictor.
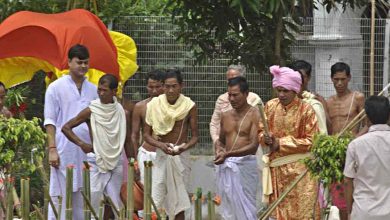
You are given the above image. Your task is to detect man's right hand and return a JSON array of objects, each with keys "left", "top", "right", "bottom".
[
  {"left": 264, "top": 133, "right": 274, "bottom": 146},
  {"left": 159, "top": 143, "right": 173, "bottom": 155},
  {"left": 48, "top": 147, "right": 60, "bottom": 168}
]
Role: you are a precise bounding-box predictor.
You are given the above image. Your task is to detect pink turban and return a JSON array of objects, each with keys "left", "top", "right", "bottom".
[{"left": 270, "top": 65, "right": 301, "bottom": 93}]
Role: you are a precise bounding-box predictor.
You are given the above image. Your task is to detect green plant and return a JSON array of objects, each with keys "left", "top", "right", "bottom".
[
  {"left": 0, "top": 116, "right": 46, "bottom": 177},
  {"left": 304, "top": 133, "right": 352, "bottom": 187},
  {"left": 4, "top": 86, "right": 30, "bottom": 118}
]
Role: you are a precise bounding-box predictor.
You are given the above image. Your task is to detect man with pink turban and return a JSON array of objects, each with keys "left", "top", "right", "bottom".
[{"left": 258, "top": 65, "right": 320, "bottom": 219}]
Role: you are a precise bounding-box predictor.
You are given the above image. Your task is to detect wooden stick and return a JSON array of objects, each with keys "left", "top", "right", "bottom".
[
  {"left": 257, "top": 103, "right": 271, "bottom": 154},
  {"left": 258, "top": 170, "right": 308, "bottom": 220},
  {"left": 257, "top": 103, "right": 269, "bottom": 136}
]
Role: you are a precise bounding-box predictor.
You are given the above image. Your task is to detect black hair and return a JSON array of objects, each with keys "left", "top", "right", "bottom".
[
  {"left": 227, "top": 76, "right": 249, "bottom": 94},
  {"left": 365, "top": 96, "right": 390, "bottom": 125},
  {"left": 146, "top": 69, "right": 166, "bottom": 84},
  {"left": 99, "top": 74, "right": 118, "bottom": 90},
  {"left": 0, "top": 81, "right": 6, "bottom": 92},
  {"left": 68, "top": 44, "right": 89, "bottom": 60},
  {"left": 296, "top": 70, "right": 305, "bottom": 85},
  {"left": 291, "top": 60, "right": 312, "bottom": 77},
  {"left": 331, "top": 62, "right": 351, "bottom": 78},
  {"left": 165, "top": 69, "right": 183, "bottom": 84}
]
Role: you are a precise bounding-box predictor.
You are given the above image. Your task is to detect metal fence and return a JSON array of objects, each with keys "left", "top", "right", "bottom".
[{"left": 114, "top": 16, "right": 390, "bottom": 154}]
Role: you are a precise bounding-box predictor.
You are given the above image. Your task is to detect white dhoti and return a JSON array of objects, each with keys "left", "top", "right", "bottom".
[
  {"left": 137, "top": 146, "right": 157, "bottom": 184},
  {"left": 152, "top": 149, "right": 191, "bottom": 219},
  {"left": 88, "top": 153, "right": 123, "bottom": 218},
  {"left": 216, "top": 155, "right": 259, "bottom": 220}
]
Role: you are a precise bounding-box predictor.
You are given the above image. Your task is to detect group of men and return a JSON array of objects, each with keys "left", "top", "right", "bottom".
[
  {"left": 210, "top": 61, "right": 390, "bottom": 220},
  {"left": 43, "top": 44, "right": 198, "bottom": 220},
  {"left": 1, "top": 43, "right": 389, "bottom": 220}
]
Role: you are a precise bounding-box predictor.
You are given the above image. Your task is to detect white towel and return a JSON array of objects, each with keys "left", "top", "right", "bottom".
[{"left": 89, "top": 97, "right": 126, "bottom": 173}]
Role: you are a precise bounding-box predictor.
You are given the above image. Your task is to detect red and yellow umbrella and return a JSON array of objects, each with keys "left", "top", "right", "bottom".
[{"left": 0, "top": 9, "right": 137, "bottom": 94}]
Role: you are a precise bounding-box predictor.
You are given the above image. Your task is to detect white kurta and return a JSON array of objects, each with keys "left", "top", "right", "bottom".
[{"left": 44, "top": 75, "right": 97, "bottom": 196}]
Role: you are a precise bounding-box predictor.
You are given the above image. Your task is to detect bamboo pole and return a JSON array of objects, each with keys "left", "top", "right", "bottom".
[
  {"left": 148, "top": 194, "right": 161, "bottom": 220},
  {"left": 98, "top": 200, "right": 104, "bottom": 220},
  {"left": 126, "top": 158, "right": 134, "bottom": 219},
  {"left": 57, "top": 196, "right": 62, "bottom": 220},
  {"left": 5, "top": 178, "right": 14, "bottom": 220},
  {"left": 35, "top": 157, "right": 50, "bottom": 220},
  {"left": 194, "top": 188, "right": 202, "bottom": 220},
  {"left": 24, "top": 178, "right": 30, "bottom": 220},
  {"left": 12, "top": 186, "right": 21, "bottom": 218},
  {"left": 257, "top": 104, "right": 270, "bottom": 154},
  {"left": 82, "top": 161, "right": 91, "bottom": 220},
  {"left": 32, "top": 204, "right": 45, "bottom": 220},
  {"left": 21, "top": 178, "right": 25, "bottom": 219},
  {"left": 104, "top": 195, "right": 119, "bottom": 216},
  {"left": 207, "top": 192, "right": 215, "bottom": 220},
  {"left": 258, "top": 169, "right": 308, "bottom": 220},
  {"left": 65, "top": 166, "right": 73, "bottom": 220},
  {"left": 80, "top": 191, "right": 99, "bottom": 219},
  {"left": 144, "top": 161, "right": 151, "bottom": 220},
  {"left": 370, "top": 0, "right": 376, "bottom": 95}
]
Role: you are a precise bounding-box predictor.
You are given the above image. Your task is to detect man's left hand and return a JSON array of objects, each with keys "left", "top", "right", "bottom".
[
  {"left": 270, "top": 137, "right": 280, "bottom": 152},
  {"left": 214, "top": 152, "right": 226, "bottom": 165},
  {"left": 80, "top": 143, "right": 93, "bottom": 154}
]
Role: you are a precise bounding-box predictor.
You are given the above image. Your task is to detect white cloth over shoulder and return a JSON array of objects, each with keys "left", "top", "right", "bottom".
[
  {"left": 216, "top": 155, "right": 258, "bottom": 220},
  {"left": 89, "top": 97, "right": 126, "bottom": 172}
]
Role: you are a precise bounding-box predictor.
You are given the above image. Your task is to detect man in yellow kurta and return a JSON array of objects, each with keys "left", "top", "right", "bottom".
[{"left": 259, "top": 65, "right": 320, "bottom": 220}]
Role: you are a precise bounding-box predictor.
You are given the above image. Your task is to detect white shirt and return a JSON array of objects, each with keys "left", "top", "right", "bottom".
[
  {"left": 344, "top": 124, "right": 390, "bottom": 220},
  {"left": 44, "top": 75, "right": 97, "bottom": 196}
]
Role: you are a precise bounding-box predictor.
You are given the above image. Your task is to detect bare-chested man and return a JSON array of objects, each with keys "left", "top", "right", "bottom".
[
  {"left": 0, "top": 82, "right": 12, "bottom": 118},
  {"left": 214, "top": 76, "right": 260, "bottom": 220},
  {"left": 326, "top": 62, "right": 365, "bottom": 220},
  {"left": 143, "top": 69, "right": 198, "bottom": 220},
  {"left": 131, "top": 70, "right": 165, "bottom": 184}
]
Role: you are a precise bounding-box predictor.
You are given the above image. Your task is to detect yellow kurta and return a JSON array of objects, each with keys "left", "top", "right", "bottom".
[{"left": 259, "top": 97, "right": 320, "bottom": 220}]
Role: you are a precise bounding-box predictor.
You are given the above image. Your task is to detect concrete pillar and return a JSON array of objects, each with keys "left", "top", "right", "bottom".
[{"left": 311, "top": 5, "right": 364, "bottom": 98}]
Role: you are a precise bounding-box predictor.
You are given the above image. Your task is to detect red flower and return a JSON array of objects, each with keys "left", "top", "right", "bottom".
[
  {"left": 19, "top": 103, "right": 27, "bottom": 113},
  {"left": 9, "top": 105, "right": 18, "bottom": 115}
]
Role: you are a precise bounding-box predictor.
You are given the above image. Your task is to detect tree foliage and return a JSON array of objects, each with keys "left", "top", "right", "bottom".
[
  {"left": 0, "top": 0, "right": 172, "bottom": 24},
  {"left": 168, "top": 0, "right": 375, "bottom": 72},
  {"left": 0, "top": 116, "right": 46, "bottom": 177}
]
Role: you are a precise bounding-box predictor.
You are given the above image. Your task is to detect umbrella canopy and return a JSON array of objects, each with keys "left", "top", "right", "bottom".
[{"left": 0, "top": 9, "right": 137, "bottom": 89}]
